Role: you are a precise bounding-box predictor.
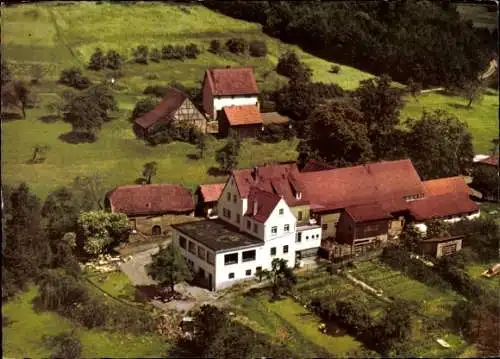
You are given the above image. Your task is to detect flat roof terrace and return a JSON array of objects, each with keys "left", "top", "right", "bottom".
[{"left": 171, "top": 219, "right": 263, "bottom": 253}]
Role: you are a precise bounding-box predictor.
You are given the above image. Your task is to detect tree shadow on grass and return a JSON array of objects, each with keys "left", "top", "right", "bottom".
[
  {"left": 207, "top": 166, "right": 227, "bottom": 177},
  {"left": 31, "top": 294, "right": 47, "bottom": 314},
  {"left": 0, "top": 112, "right": 23, "bottom": 122},
  {"left": 447, "top": 103, "right": 471, "bottom": 110},
  {"left": 186, "top": 153, "right": 200, "bottom": 161},
  {"left": 59, "top": 131, "right": 97, "bottom": 144},
  {"left": 39, "top": 115, "right": 59, "bottom": 124}
]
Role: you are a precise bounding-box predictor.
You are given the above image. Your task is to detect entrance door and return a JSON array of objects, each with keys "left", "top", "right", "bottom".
[
  {"left": 152, "top": 225, "right": 161, "bottom": 236},
  {"left": 208, "top": 273, "right": 213, "bottom": 291}
]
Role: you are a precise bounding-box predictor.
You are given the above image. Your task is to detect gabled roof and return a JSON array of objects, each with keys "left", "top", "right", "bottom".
[
  {"left": 422, "top": 176, "right": 472, "bottom": 197},
  {"left": 298, "top": 159, "right": 424, "bottom": 212},
  {"left": 106, "top": 184, "right": 194, "bottom": 216},
  {"left": 408, "top": 193, "right": 479, "bottom": 221},
  {"left": 244, "top": 186, "right": 282, "bottom": 223},
  {"left": 223, "top": 105, "right": 263, "bottom": 126},
  {"left": 204, "top": 67, "right": 259, "bottom": 96},
  {"left": 135, "top": 88, "right": 187, "bottom": 129},
  {"left": 345, "top": 203, "right": 393, "bottom": 223},
  {"left": 232, "top": 162, "right": 307, "bottom": 206},
  {"left": 198, "top": 183, "right": 225, "bottom": 203}
]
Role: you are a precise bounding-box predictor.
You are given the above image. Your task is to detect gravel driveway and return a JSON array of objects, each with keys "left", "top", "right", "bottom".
[{"left": 119, "top": 246, "right": 159, "bottom": 286}]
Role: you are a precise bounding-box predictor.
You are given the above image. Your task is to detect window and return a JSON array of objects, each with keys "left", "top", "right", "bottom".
[
  {"left": 297, "top": 211, "right": 303, "bottom": 221},
  {"left": 322, "top": 224, "right": 328, "bottom": 230},
  {"left": 227, "top": 209, "right": 231, "bottom": 219},
  {"left": 227, "top": 192, "right": 231, "bottom": 201},
  {"left": 179, "top": 236, "right": 187, "bottom": 249},
  {"left": 253, "top": 223, "right": 258, "bottom": 233},
  {"left": 271, "top": 247, "right": 276, "bottom": 256},
  {"left": 284, "top": 224, "right": 290, "bottom": 232},
  {"left": 246, "top": 220, "right": 251, "bottom": 230},
  {"left": 207, "top": 251, "right": 215, "bottom": 265},
  {"left": 279, "top": 208, "right": 284, "bottom": 215},
  {"left": 306, "top": 236, "right": 309, "bottom": 240},
  {"left": 296, "top": 232, "right": 302, "bottom": 243},
  {"left": 283, "top": 245, "right": 289, "bottom": 253},
  {"left": 233, "top": 194, "right": 237, "bottom": 203},
  {"left": 242, "top": 249, "right": 256, "bottom": 262},
  {"left": 236, "top": 214, "right": 241, "bottom": 224},
  {"left": 188, "top": 241, "right": 197, "bottom": 254},
  {"left": 271, "top": 226, "right": 278, "bottom": 235},
  {"left": 442, "top": 243, "right": 457, "bottom": 256},
  {"left": 228, "top": 273, "right": 235, "bottom": 279},
  {"left": 152, "top": 225, "right": 162, "bottom": 236},
  {"left": 197, "top": 246, "right": 206, "bottom": 260},
  {"left": 245, "top": 269, "right": 252, "bottom": 276},
  {"left": 224, "top": 253, "right": 238, "bottom": 265},
  {"left": 256, "top": 266, "right": 262, "bottom": 273}
]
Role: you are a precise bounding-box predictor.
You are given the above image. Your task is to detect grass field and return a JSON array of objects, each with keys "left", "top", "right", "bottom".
[
  {"left": 2, "top": 285, "right": 169, "bottom": 358},
  {"left": 2, "top": 1, "right": 498, "bottom": 199},
  {"left": 465, "top": 261, "right": 500, "bottom": 292},
  {"left": 231, "top": 293, "right": 363, "bottom": 357}
]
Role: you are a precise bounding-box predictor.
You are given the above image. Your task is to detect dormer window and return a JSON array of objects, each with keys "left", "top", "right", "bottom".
[{"left": 227, "top": 192, "right": 231, "bottom": 201}]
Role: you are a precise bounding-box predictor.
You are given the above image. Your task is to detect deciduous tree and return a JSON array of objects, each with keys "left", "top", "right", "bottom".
[
  {"left": 46, "top": 331, "right": 83, "bottom": 359},
  {"left": 133, "top": 45, "right": 149, "bottom": 64},
  {"left": 264, "top": 258, "right": 297, "bottom": 299},
  {"left": 196, "top": 134, "right": 208, "bottom": 159},
  {"left": 405, "top": 110, "right": 474, "bottom": 180},
  {"left": 142, "top": 161, "right": 158, "bottom": 184},
  {"left": 1, "top": 80, "right": 30, "bottom": 118},
  {"left": 132, "top": 97, "right": 158, "bottom": 120},
  {"left": 42, "top": 187, "right": 81, "bottom": 240},
  {"left": 146, "top": 243, "right": 193, "bottom": 293},
  {"left": 215, "top": 134, "right": 241, "bottom": 173},
  {"left": 105, "top": 50, "right": 124, "bottom": 70},
  {"left": 88, "top": 48, "right": 107, "bottom": 71}
]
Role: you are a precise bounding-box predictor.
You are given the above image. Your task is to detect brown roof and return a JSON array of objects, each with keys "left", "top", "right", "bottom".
[
  {"left": 198, "top": 183, "right": 225, "bottom": 203},
  {"left": 423, "top": 176, "right": 472, "bottom": 197},
  {"left": 205, "top": 67, "right": 259, "bottom": 96},
  {"left": 245, "top": 186, "right": 282, "bottom": 223},
  {"left": 261, "top": 112, "right": 290, "bottom": 125},
  {"left": 223, "top": 105, "right": 263, "bottom": 126},
  {"left": 134, "top": 88, "right": 187, "bottom": 129},
  {"left": 300, "top": 159, "right": 336, "bottom": 173},
  {"left": 478, "top": 154, "right": 499, "bottom": 167},
  {"left": 345, "top": 203, "right": 393, "bottom": 223},
  {"left": 106, "top": 184, "right": 194, "bottom": 216},
  {"left": 299, "top": 159, "right": 424, "bottom": 212},
  {"left": 232, "top": 162, "right": 307, "bottom": 206},
  {"left": 409, "top": 193, "right": 479, "bottom": 221}
]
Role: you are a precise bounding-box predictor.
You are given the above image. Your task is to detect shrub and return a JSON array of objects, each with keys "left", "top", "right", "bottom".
[
  {"left": 132, "top": 97, "right": 159, "bottom": 120},
  {"left": 108, "top": 304, "right": 155, "bottom": 333},
  {"left": 209, "top": 39, "right": 222, "bottom": 54},
  {"left": 329, "top": 64, "right": 341, "bottom": 74},
  {"left": 106, "top": 50, "right": 124, "bottom": 70},
  {"left": 185, "top": 43, "right": 201, "bottom": 59},
  {"left": 88, "top": 48, "right": 107, "bottom": 71},
  {"left": 249, "top": 40, "right": 267, "bottom": 57},
  {"left": 132, "top": 45, "right": 149, "bottom": 64},
  {"left": 45, "top": 332, "right": 82, "bottom": 359},
  {"left": 37, "top": 269, "right": 89, "bottom": 312},
  {"left": 143, "top": 85, "right": 170, "bottom": 98},
  {"left": 260, "top": 123, "right": 295, "bottom": 143},
  {"left": 172, "top": 45, "right": 186, "bottom": 60},
  {"left": 73, "top": 296, "right": 109, "bottom": 328},
  {"left": 225, "top": 38, "right": 248, "bottom": 54},
  {"left": 276, "top": 52, "right": 312, "bottom": 82},
  {"left": 147, "top": 124, "right": 202, "bottom": 146},
  {"left": 59, "top": 68, "right": 91, "bottom": 90},
  {"left": 150, "top": 48, "right": 161, "bottom": 63}
]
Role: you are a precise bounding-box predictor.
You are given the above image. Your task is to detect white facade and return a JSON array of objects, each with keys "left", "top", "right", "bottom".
[
  {"left": 172, "top": 174, "right": 322, "bottom": 290},
  {"left": 212, "top": 95, "right": 259, "bottom": 119},
  {"left": 414, "top": 210, "right": 481, "bottom": 234}
]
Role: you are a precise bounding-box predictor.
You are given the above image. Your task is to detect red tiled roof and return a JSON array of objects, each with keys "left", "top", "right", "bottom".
[
  {"left": 345, "top": 203, "right": 393, "bottom": 223},
  {"left": 478, "top": 154, "right": 499, "bottom": 167},
  {"left": 299, "top": 159, "right": 424, "bottom": 212},
  {"left": 135, "top": 88, "right": 187, "bottom": 129},
  {"left": 205, "top": 67, "right": 259, "bottom": 96},
  {"left": 244, "top": 186, "right": 282, "bottom": 223},
  {"left": 408, "top": 193, "right": 479, "bottom": 221},
  {"left": 106, "top": 184, "right": 194, "bottom": 216},
  {"left": 300, "top": 159, "right": 336, "bottom": 173},
  {"left": 198, "top": 183, "right": 225, "bottom": 203},
  {"left": 223, "top": 105, "right": 263, "bottom": 126},
  {"left": 232, "top": 163, "right": 307, "bottom": 206},
  {"left": 423, "top": 176, "right": 472, "bottom": 197}
]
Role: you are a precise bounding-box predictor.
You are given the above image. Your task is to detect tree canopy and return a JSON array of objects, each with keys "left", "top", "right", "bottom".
[
  {"left": 215, "top": 134, "right": 241, "bottom": 173},
  {"left": 264, "top": 258, "right": 297, "bottom": 299}
]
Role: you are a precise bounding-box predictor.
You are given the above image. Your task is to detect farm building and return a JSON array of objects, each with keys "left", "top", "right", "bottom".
[
  {"left": 202, "top": 67, "right": 259, "bottom": 120},
  {"left": 105, "top": 184, "right": 195, "bottom": 236},
  {"left": 217, "top": 104, "right": 263, "bottom": 138},
  {"left": 195, "top": 183, "right": 225, "bottom": 218},
  {"left": 134, "top": 87, "right": 206, "bottom": 138},
  {"left": 419, "top": 235, "right": 464, "bottom": 258}
]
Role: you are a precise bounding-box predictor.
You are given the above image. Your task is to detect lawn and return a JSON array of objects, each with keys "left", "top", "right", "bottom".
[
  {"left": 2, "top": 285, "right": 169, "bottom": 358},
  {"left": 465, "top": 261, "right": 500, "bottom": 292},
  {"left": 231, "top": 293, "right": 363, "bottom": 357}
]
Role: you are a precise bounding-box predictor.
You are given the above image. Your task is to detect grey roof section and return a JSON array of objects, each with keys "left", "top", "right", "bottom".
[{"left": 171, "top": 219, "right": 263, "bottom": 252}]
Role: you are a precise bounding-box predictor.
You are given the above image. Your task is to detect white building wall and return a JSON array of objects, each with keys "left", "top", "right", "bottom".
[
  {"left": 213, "top": 95, "right": 259, "bottom": 118},
  {"left": 295, "top": 226, "right": 322, "bottom": 252},
  {"left": 172, "top": 231, "right": 216, "bottom": 281},
  {"left": 215, "top": 245, "right": 264, "bottom": 290},
  {"left": 217, "top": 175, "right": 245, "bottom": 228},
  {"left": 414, "top": 210, "right": 481, "bottom": 234}
]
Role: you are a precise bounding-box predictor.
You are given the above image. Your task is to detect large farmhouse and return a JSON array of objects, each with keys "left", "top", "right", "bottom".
[
  {"left": 202, "top": 67, "right": 259, "bottom": 121},
  {"left": 171, "top": 158, "right": 480, "bottom": 290},
  {"left": 134, "top": 87, "right": 206, "bottom": 138},
  {"left": 105, "top": 184, "right": 195, "bottom": 236}
]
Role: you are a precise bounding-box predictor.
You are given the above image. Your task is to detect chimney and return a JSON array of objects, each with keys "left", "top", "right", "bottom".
[
  {"left": 252, "top": 166, "right": 258, "bottom": 181},
  {"left": 253, "top": 200, "right": 258, "bottom": 216}
]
